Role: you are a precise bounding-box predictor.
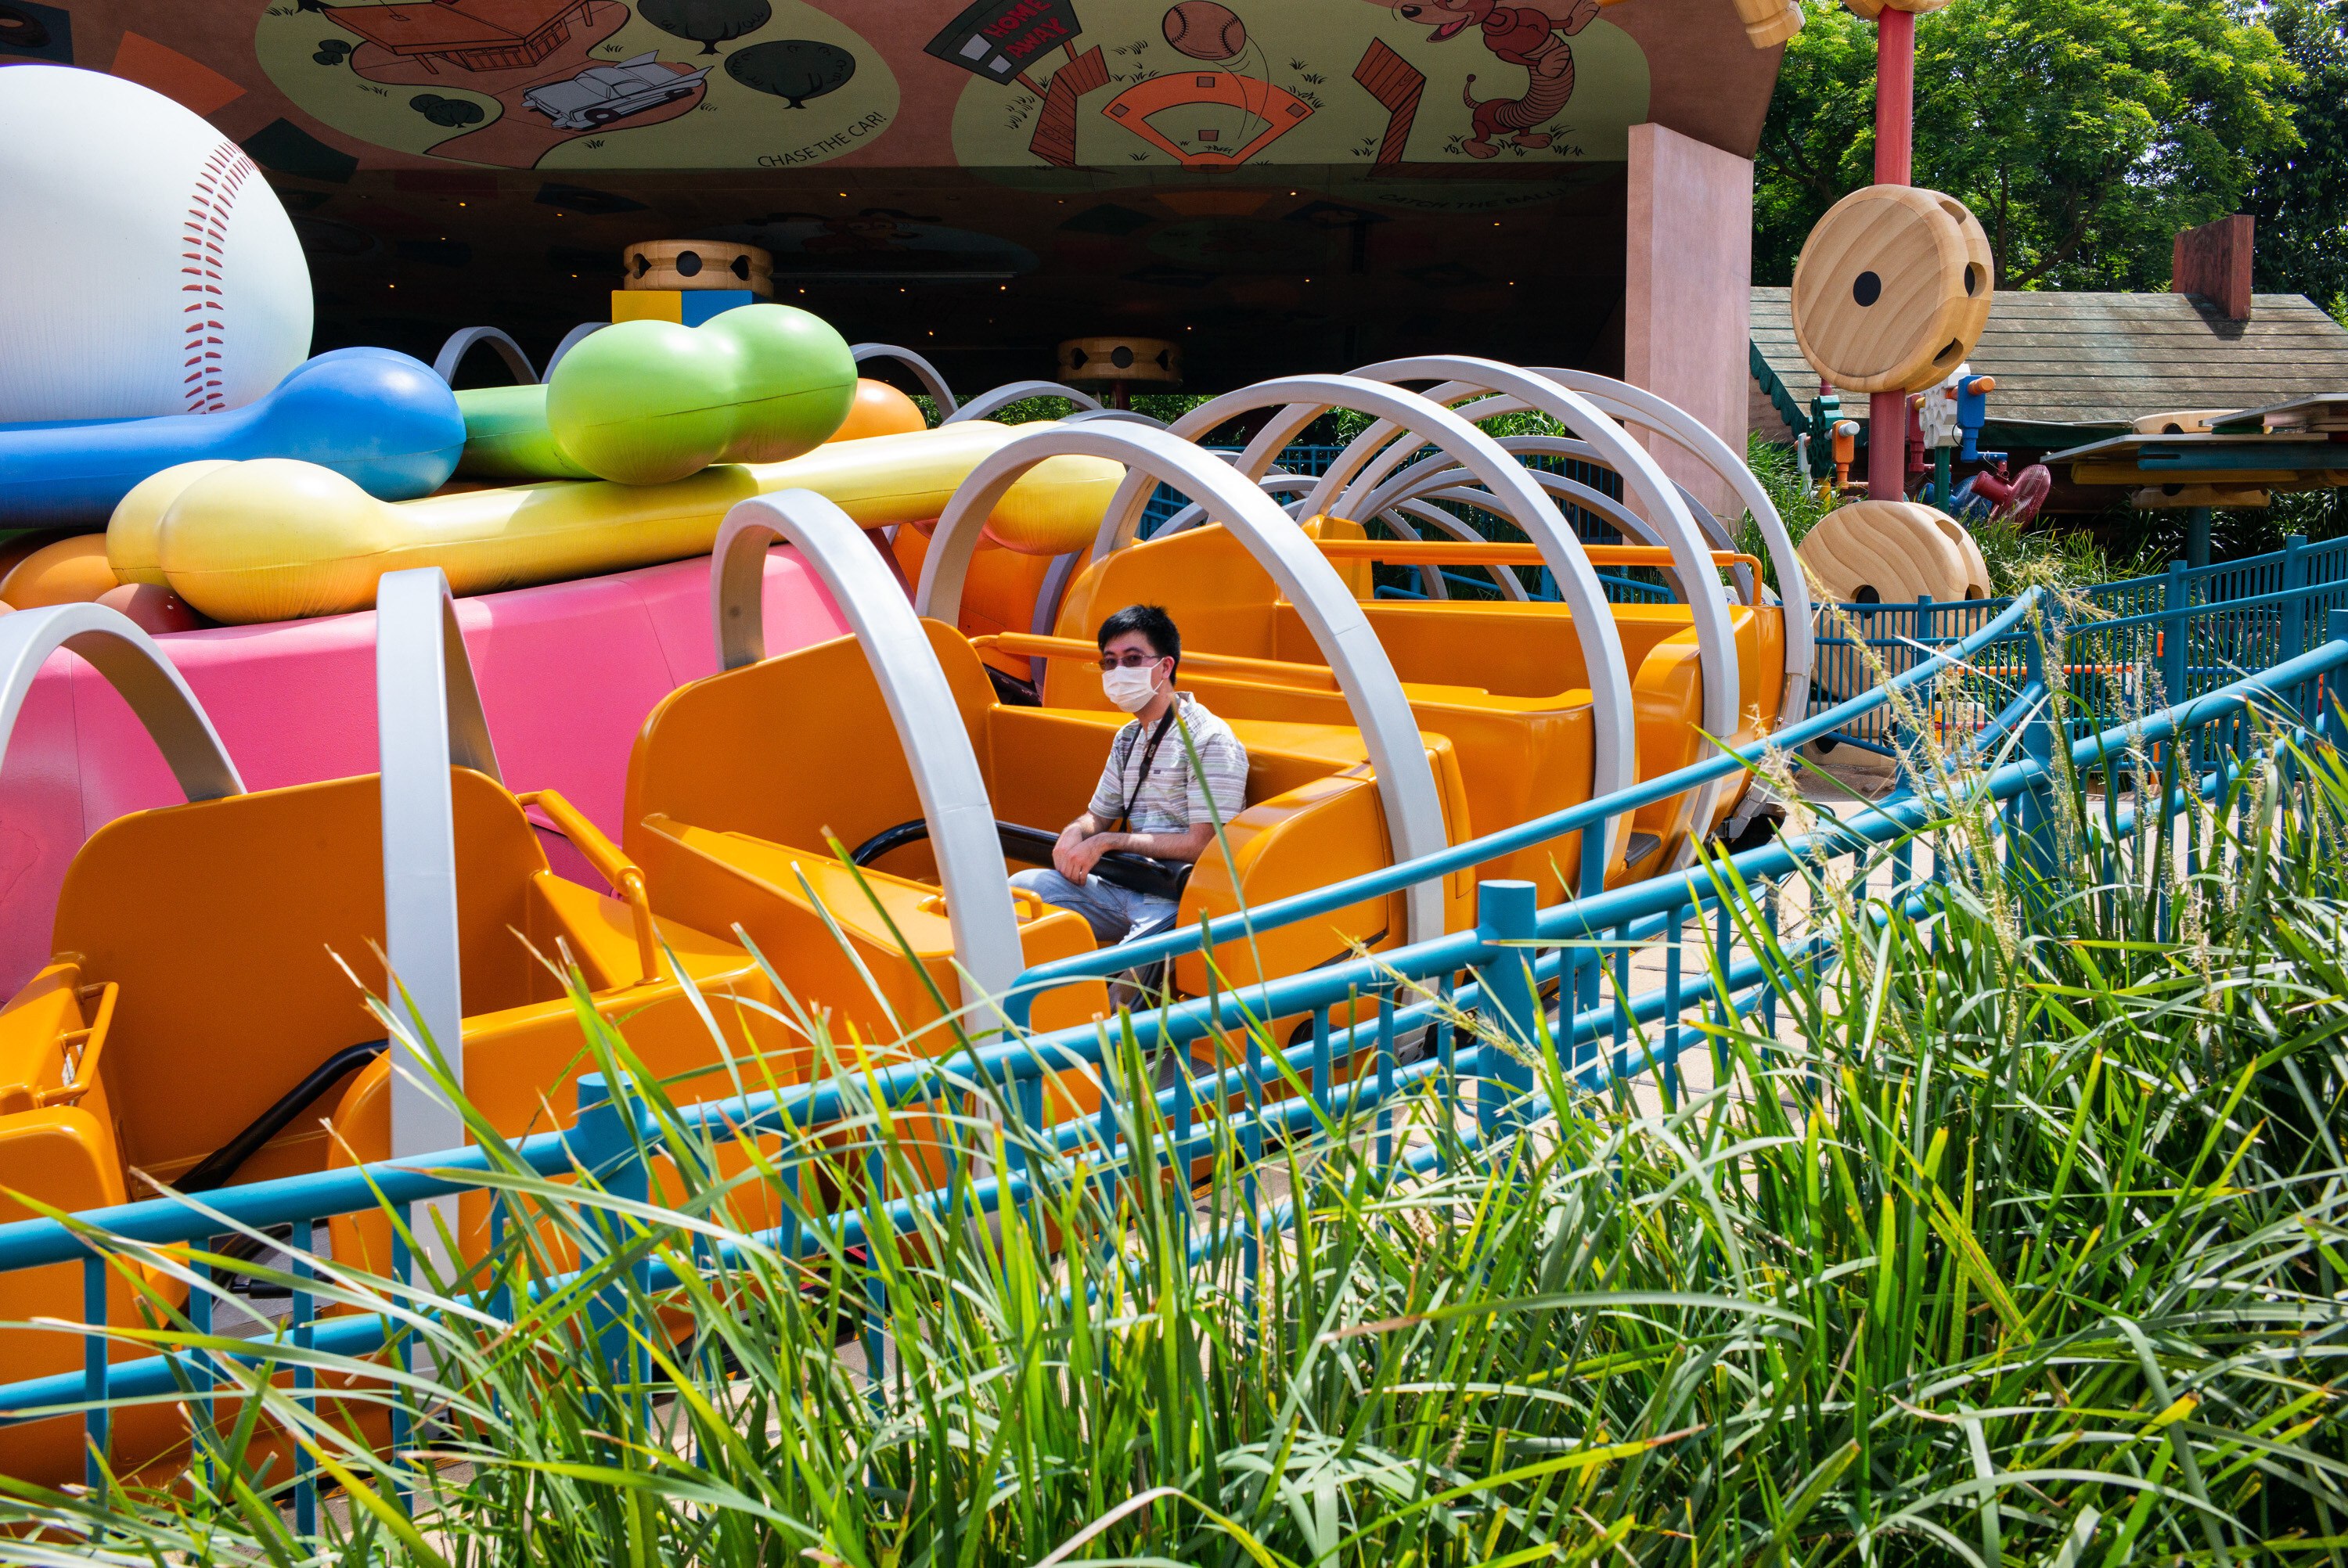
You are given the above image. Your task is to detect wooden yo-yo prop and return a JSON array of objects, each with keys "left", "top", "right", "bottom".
[
  {"left": 1730, "top": 0, "right": 1806, "bottom": 47},
  {"left": 1800, "top": 498, "right": 1987, "bottom": 608},
  {"left": 622, "top": 239, "right": 773, "bottom": 296},
  {"left": 2132, "top": 484, "right": 2271, "bottom": 510},
  {"left": 1802, "top": 500, "right": 1990, "bottom": 707},
  {"left": 1792, "top": 185, "right": 1992, "bottom": 395},
  {"left": 1057, "top": 336, "right": 1180, "bottom": 408},
  {"left": 1840, "top": 0, "right": 1950, "bottom": 15},
  {"left": 2131, "top": 411, "right": 2237, "bottom": 435}
]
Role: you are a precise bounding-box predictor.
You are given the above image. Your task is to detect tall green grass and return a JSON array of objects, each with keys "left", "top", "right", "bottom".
[{"left": 5, "top": 732, "right": 2347, "bottom": 1565}]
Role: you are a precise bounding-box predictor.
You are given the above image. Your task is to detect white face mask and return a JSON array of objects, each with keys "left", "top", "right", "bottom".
[{"left": 1101, "top": 660, "right": 1161, "bottom": 714}]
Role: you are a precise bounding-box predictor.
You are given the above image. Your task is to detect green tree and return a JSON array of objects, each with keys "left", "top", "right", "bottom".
[
  {"left": 1756, "top": 0, "right": 2300, "bottom": 290},
  {"left": 2245, "top": 0, "right": 2348, "bottom": 319},
  {"left": 637, "top": 0, "right": 769, "bottom": 56}
]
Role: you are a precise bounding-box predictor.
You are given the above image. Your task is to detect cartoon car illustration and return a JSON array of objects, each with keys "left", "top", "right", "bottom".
[{"left": 524, "top": 52, "right": 707, "bottom": 130}]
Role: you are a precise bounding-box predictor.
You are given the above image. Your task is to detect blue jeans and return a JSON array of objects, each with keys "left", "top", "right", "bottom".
[{"left": 1010, "top": 867, "right": 1179, "bottom": 947}]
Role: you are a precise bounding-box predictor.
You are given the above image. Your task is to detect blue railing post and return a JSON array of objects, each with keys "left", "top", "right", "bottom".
[
  {"left": 1475, "top": 879, "right": 1539, "bottom": 1131},
  {"left": 2162, "top": 562, "right": 2188, "bottom": 703},
  {"left": 2325, "top": 610, "right": 2348, "bottom": 742},
  {"left": 2015, "top": 605, "right": 2062, "bottom": 886},
  {"left": 2163, "top": 560, "right": 2191, "bottom": 779},
  {"left": 293, "top": 1220, "right": 319, "bottom": 1533},
  {"left": 186, "top": 1253, "right": 214, "bottom": 1489},
  {"left": 573, "top": 1073, "right": 650, "bottom": 1408},
  {"left": 1897, "top": 595, "right": 1933, "bottom": 793},
  {"left": 1573, "top": 823, "right": 1608, "bottom": 1073},
  {"left": 2282, "top": 534, "right": 2308, "bottom": 647},
  {"left": 82, "top": 1252, "right": 106, "bottom": 1503},
  {"left": 2281, "top": 534, "right": 2309, "bottom": 712}
]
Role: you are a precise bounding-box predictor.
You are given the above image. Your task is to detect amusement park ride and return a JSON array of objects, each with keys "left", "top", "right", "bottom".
[
  {"left": 0, "top": 0, "right": 2329, "bottom": 1490},
  {"left": 0, "top": 44, "right": 1828, "bottom": 1477}
]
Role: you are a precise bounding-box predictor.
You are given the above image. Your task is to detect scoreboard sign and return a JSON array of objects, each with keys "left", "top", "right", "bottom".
[{"left": 924, "top": 0, "right": 1085, "bottom": 81}]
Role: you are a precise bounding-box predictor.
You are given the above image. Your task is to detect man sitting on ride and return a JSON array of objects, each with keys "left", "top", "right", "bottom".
[{"left": 1014, "top": 604, "right": 1249, "bottom": 947}]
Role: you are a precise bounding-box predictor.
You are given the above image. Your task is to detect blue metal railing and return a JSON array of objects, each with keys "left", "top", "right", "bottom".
[
  {"left": 5, "top": 588, "right": 2346, "bottom": 1519},
  {"left": 1813, "top": 534, "right": 2348, "bottom": 751}
]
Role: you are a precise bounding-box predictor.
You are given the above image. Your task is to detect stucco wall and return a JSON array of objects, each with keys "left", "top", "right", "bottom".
[{"left": 1624, "top": 121, "right": 1754, "bottom": 521}]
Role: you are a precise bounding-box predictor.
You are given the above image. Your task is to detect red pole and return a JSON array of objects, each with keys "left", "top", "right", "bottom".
[
  {"left": 1874, "top": 8, "right": 1914, "bottom": 185},
  {"left": 1869, "top": 6, "right": 1915, "bottom": 498}
]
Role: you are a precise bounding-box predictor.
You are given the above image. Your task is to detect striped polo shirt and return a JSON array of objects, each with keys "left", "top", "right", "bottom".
[{"left": 1088, "top": 693, "right": 1249, "bottom": 833}]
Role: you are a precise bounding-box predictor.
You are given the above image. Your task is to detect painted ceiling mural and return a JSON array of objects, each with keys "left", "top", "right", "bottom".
[
  {"left": 250, "top": 0, "right": 1646, "bottom": 171},
  {"left": 258, "top": 0, "right": 899, "bottom": 170},
  {"left": 936, "top": 0, "right": 1649, "bottom": 170}
]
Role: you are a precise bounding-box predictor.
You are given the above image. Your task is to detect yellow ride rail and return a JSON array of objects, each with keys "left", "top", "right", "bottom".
[
  {"left": 1313, "top": 538, "right": 1766, "bottom": 581},
  {"left": 517, "top": 789, "right": 664, "bottom": 986},
  {"left": 971, "top": 632, "right": 1345, "bottom": 692}
]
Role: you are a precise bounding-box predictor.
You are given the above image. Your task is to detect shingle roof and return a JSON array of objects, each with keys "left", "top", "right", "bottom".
[{"left": 1751, "top": 287, "right": 2348, "bottom": 430}]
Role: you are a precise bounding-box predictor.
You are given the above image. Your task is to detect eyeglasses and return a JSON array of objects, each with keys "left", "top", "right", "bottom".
[{"left": 1097, "top": 651, "right": 1162, "bottom": 671}]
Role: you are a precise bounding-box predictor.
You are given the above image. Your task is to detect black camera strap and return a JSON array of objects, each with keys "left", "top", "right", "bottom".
[{"left": 1113, "top": 706, "right": 1182, "bottom": 835}]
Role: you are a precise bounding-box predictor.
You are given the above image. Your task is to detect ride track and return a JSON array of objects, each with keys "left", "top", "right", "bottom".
[{"left": 2, "top": 354, "right": 2344, "bottom": 1516}]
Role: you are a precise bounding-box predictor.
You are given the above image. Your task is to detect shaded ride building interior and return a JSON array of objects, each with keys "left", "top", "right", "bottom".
[{"left": 12, "top": 0, "right": 1795, "bottom": 515}]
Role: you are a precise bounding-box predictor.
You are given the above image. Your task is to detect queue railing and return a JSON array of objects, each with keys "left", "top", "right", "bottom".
[{"left": 1813, "top": 534, "right": 2348, "bottom": 756}]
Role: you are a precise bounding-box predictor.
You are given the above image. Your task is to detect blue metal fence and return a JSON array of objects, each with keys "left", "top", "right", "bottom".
[
  {"left": 1813, "top": 534, "right": 2348, "bottom": 754},
  {"left": 5, "top": 580, "right": 2346, "bottom": 1519}
]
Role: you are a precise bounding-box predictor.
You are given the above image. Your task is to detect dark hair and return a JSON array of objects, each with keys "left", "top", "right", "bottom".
[{"left": 1097, "top": 603, "right": 1180, "bottom": 668}]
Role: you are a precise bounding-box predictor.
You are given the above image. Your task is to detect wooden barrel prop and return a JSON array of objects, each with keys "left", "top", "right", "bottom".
[
  {"left": 622, "top": 239, "right": 773, "bottom": 295},
  {"left": 1792, "top": 186, "right": 1991, "bottom": 394},
  {"left": 1057, "top": 336, "right": 1182, "bottom": 387}
]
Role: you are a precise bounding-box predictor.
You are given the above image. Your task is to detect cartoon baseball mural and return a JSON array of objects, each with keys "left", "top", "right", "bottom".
[
  {"left": 252, "top": 0, "right": 1675, "bottom": 174},
  {"left": 73, "top": 0, "right": 1797, "bottom": 174},
  {"left": 937, "top": 0, "right": 1650, "bottom": 167},
  {"left": 1392, "top": 0, "right": 1606, "bottom": 159},
  {"left": 256, "top": 0, "right": 895, "bottom": 169}
]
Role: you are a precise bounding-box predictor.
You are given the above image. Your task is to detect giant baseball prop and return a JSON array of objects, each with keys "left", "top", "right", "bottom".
[{"left": 0, "top": 66, "right": 312, "bottom": 423}]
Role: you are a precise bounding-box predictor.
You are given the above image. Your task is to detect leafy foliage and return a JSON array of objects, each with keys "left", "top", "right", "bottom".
[
  {"left": 1743, "top": 430, "right": 1838, "bottom": 552},
  {"left": 637, "top": 0, "right": 770, "bottom": 56},
  {"left": 726, "top": 39, "right": 857, "bottom": 106},
  {"left": 2245, "top": 0, "right": 2348, "bottom": 320},
  {"left": 1756, "top": 0, "right": 2302, "bottom": 290},
  {"left": 409, "top": 92, "right": 486, "bottom": 129}
]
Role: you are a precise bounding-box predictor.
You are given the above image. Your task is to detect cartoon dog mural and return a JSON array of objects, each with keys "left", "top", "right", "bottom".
[{"left": 1391, "top": 0, "right": 1604, "bottom": 157}]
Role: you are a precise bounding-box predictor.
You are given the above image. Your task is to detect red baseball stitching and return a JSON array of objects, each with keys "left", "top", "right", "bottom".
[{"left": 182, "top": 143, "right": 256, "bottom": 412}]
